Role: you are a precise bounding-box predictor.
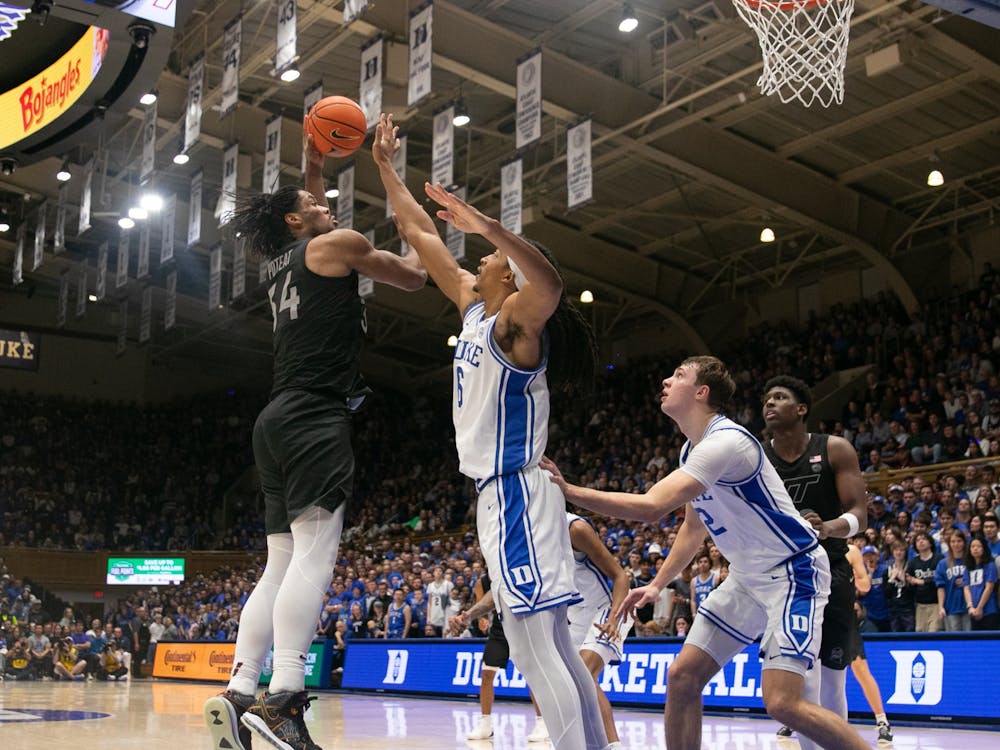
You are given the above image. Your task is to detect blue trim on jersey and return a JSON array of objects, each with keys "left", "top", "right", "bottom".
[
  {"left": 485, "top": 315, "right": 549, "bottom": 375},
  {"left": 697, "top": 606, "right": 755, "bottom": 645},
  {"left": 494, "top": 368, "right": 536, "bottom": 476},
  {"left": 779, "top": 549, "right": 820, "bottom": 657},
  {"left": 462, "top": 300, "right": 485, "bottom": 325},
  {"left": 496, "top": 472, "right": 543, "bottom": 610},
  {"left": 508, "top": 591, "right": 581, "bottom": 616},
  {"left": 732, "top": 475, "right": 817, "bottom": 554}
]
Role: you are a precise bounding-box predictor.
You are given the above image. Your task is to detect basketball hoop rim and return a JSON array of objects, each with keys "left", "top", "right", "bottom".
[{"left": 735, "top": 0, "right": 831, "bottom": 10}]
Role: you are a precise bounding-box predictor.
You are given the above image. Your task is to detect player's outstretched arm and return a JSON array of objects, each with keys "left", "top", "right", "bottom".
[
  {"left": 302, "top": 130, "right": 329, "bottom": 211},
  {"left": 309, "top": 229, "right": 426, "bottom": 291}
]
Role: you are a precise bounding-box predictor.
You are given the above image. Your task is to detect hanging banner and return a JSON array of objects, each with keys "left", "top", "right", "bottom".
[
  {"left": 566, "top": 117, "right": 592, "bottom": 209},
  {"left": 432, "top": 105, "right": 454, "bottom": 188},
  {"left": 184, "top": 52, "right": 205, "bottom": 153},
  {"left": 139, "top": 287, "right": 152, "bottom": 344},
  {"left": 258, "top": 257, "right": 269, "bottom": 287},
  {"left": 57, "top": 271, "right": 69, "bottom": 328},
  {"left": 75, "top": 268, "right": 87, "bottom": 318},
  {"left": 54, "top": 183, "right": 67, "bottom": 254},
  {"left": 337, "top": 166, "right": 355, "bottom": 231},
  {"left": 209, "top": 246, "right": 222, "bottom": 310},
  {"left": 344, "top": 0, "right": 367, "bottom": 25},
  {"left": 220, "top": 143, "right": 238, "bottom": 226},
  {"left": 407, "top": 2, "right": 433, "bottom": 107},
  {"left": 232, "top": 238, "right": 246, "bottom": 301},
  {"left": 188, "top": 170, "right": 202, "bottom": 248},
  {"left": 263, "top": 115, "right": 282, "bottom": 193},
  {"left": 302, "top": 82, "right": 324, "bottom": 173},
  {"left": 116, "top": 300, "right": 127, "bottom": 357},
  {"left": 446, "top": 185, "right": 467, "bottom": 261},
  {"left": 221, "top": 15, "right": 242, "bottom": 118},
  {"left": 0, "top": 330, "right": 39, "bottom": 371},
  {"left": 161, "top": 194, "right": 176, "bottom": 264},
  {"left": 12, "top": 227, "right": 23, "bottom": 286},
  {"left": 141, "top": 98, "right": 157, "bottom": 181},
  {"left": 276, "top": 0, "right": 297, "bottom": 75},
  {"left": 359, "top": 229, "right": 375, "bottom": 299},
  {"left": 386, "top": 134, "right": 407, "bottom": 219},
  {"left": 516, "top": 49, "right": 542, "bottom": 150},
  {"left": 500, "top": 158, "right": 523, "bottom": 235},
  {"left": 32, "top": 201, "right": 46, "bottom": 271},
  {"left": 137, "top": 222, "right": 150, "bottom": 279},
  {"left": 116, "top": 228, "right": 129, "bottom": 290},
  {"left": 96, "top": 241, "right": 108, "bottom": 300},
  {"left": 165, "top": 270, "right": 177, "bottom": 330},
  {"left": 359, "top": 36, "right": 382, "bottom": 132},
  {"left": 78, "top": 156, "right": 93, "bottom": 234}
]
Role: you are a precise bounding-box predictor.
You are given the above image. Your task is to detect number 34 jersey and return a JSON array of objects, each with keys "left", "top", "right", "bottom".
[{"left": 262, "top": 237, "right": 370, "bottom": 402}]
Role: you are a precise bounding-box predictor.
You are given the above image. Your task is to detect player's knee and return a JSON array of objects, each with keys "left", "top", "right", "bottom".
[
  {"left": 762, "top": 688, "right": 802, "bottom": 725},
  {"left": 667, "top": 660, "right": 705, "bottom": 699}
]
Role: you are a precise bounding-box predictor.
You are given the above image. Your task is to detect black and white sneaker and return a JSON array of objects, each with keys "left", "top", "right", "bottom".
[
  {"left": 241, "top": 690, "right": 321, "bottom": 750},
  {"left": 877, "top": 721, "right": 893, "bottom": 744},
  {"left": 204, "top": 689, "right": 256, "bottom": 750},
  {"left": 776, "top": 725, "right": 794, "bottom": 738}
]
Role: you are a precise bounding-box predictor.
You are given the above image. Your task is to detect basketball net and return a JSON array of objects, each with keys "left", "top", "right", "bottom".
[{"left": 733, "top": 0, "right": 854, "bottom": 108}]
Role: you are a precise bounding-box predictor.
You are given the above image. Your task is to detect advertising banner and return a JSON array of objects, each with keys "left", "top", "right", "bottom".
[{"left": 153, "top": 640, "right": 330, "bottom": 688}]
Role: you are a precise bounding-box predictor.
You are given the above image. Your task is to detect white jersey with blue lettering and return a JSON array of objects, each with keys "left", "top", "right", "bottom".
[
  {"left": 567, "top": 513, "right": 613, "bottom": 609},
  {"left": 453, "top": 301, "right": 550, "bottom": 483},
  {"left": 679, "top": 415, "right": 819, "bottom": 575}
]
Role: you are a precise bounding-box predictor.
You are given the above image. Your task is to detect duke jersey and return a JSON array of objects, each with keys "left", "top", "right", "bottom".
[
  {"left": 567, "top": 514, "right": 613, "bottom": 609},
  {"left": 763, "top": 433, "right": 848, "bottom": 563},
  {"left": 386, "top": 602, "right": 407, "bottom": 638},
  {"left": 262, "top": 238, "right": 370, "bottom": 403},
  {"left": 692, "top": 572, "right": 716, "bottom": 610},
  {"left": 679, "top": 415, "right": 819, "bottom": 574},
  {"left": 452, "top": 301, "right": 550, "bottom": 482}
]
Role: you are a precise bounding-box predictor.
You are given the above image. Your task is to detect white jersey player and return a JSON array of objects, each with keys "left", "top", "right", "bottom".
[
  {"left": 542, "top": 356, "right": 870, "bottom": 750},
  {"left": 373, "top": 113, "right": 608, "bottom": 750}
]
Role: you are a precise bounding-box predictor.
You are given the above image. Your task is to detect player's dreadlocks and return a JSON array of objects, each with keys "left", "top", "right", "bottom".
[{"left": 227, "top": 186, "right": 303, "bottom": 259}]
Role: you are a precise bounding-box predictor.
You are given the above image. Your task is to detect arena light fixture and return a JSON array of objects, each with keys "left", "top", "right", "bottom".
[
  {"left": 447, "top": 335, "right": 458, "bottom": 347},
  {"left": 0, "top": 221, "right": 9, "bottom": 232},
  {"left": 280, "top": 65, "right": 300, "bottom": 83},
  {"left": 118, "top": 216, "right": 135, "bottom": 229},
  {"left": 128, "top": 206, "right": 149, "bottom": 220},
  {"left": 140, "top": 192, "right": 164, "bottom": 212},
  {"left": 139, "top": 90, "right": 158, "bottom": 106},
  {"left": 452, "top": 100, "right": 470, "bottom": 127},
  {"left": 619, "top": 3, "right": 639, "bottom": 33},
  {"left": 56, "top": 159, "right": 71, "bottom": 182},
  {"left": 88, "top": 293, "right": 98, "bottom": 302},
  {"left": 927, "top": 169, "right": 944, "bottom": 187},
  {"left": 325, "top": 188, "right": 339, "bottom": 199},
  {"left": 579, "top": 290, "right": 594, "bottom": 304},
  {"left": 760, "top": 227, "right": 776, "bottom": 243},
  {"left": 173, "top": 150, "right": 190, "bottom": 165}
]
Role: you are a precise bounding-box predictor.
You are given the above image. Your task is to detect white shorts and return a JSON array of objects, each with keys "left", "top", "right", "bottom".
[
  {"left": 476, "top": 465, "right": 580, "bottom": 615},
  {"left": 569, "top": 602, "right": 632, "bottom": 666},
  {"left": 687, "top": 546, "right": 830, "bottom": 675}
]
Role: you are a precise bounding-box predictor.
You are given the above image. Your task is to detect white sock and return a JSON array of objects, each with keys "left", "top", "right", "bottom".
[{"left": 876, "top": 713, "right": 888, "bottom": 725}]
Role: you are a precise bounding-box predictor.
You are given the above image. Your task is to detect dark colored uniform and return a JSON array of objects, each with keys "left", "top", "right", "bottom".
[
  {"left": 254, "top": 238, "right": 371, "bottom": 534},
  {"left": 764, "top": 433, "right": 857, "bottom": 669},
  {"left": 480, "top": 572, "right": 510, "bottom": 669}
]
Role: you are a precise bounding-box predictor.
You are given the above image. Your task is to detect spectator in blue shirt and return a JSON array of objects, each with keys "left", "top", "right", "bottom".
[
  {"left": 964, "top": 537, "right": 998, "bottom": 630},
  {"left": 936, "top": 531, "right": 970, "bottom": 631},
  {"left": 859, "top": 545, "right": 891, "bottom": 631},
  {"left": 981, "top": 514, "right": 1000, "bottom": 558}
]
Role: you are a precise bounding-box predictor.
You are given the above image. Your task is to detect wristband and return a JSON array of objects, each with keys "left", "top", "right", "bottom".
[{"left": 839, "top": 511, "right": 860, "bottom": 537}]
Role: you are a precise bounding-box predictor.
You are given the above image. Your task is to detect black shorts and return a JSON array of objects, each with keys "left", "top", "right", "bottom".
[
  {"left": 819, "top": 556, "right": 858, "bottom": 670},
  {"left": 253, "top": 390, "right": 354, "bottom": 535},
  {"left": 848, "top": 624, "right": 866, "bottom": 661},
  {"left": 482, "top": 632, "right": 510, "bottom": 669}
]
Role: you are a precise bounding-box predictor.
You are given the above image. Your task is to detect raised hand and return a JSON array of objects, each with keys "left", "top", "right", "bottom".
[
  {"left": 303, "top": 127, "right": 325, "bottom": 167},
  {"left": 425, "top": 181, "right": 493, "bottom": 236},
  {"left": 372, "top": 113, "right": 401, "bottom": 168}
]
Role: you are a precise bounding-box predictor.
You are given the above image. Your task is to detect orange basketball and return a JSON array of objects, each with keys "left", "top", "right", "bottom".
[{"left": 305, "top": 96, "right": 367, "bottom": 157}]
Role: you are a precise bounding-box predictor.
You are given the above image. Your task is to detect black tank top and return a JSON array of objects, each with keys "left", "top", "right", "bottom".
[
  {"left": 262, "top": 238, "right": 370, "bottom": 402},
  {"left": 763, "top": 433, "right": 848, "bottom": 562}
]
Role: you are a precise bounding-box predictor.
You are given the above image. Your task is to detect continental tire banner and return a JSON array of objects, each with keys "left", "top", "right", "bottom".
[
  {"left": 0, "top": 329, "right": 40, "bottom": 371},
  {"left": 153, "top": 640, "right": 331, "bottom": 687}
]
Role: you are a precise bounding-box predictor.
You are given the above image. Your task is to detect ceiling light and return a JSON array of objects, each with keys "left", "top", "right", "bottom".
[
  {"left": 118, "top": 216, "right": 135, "bottom": 229},
  {"left": 0, "top": 221, "right": 9, "bottom": 232},
  {"left": 579, "top": 290, "right": 594, "bottom": 304},
  {"left": 140, "top": 193, "right": 164, "bottom": 211},
  {"left": 453, "top": 100, "right": 470, "bottom": 127},
  {"left": 927, "top": 169, "right": 944, "bottom": 187},
  {"left": 619, "top": 3, "right": 639, "bottom": 33},
  {"left": 447, "top": 335, "right": 458, "bottom": 347},
  {"left": 760, "top": 227, "right": 776, "bottom": 243},
  {"left": 325, "top": 188, "right": 340, "bottom": 199},
  {"left": 88, "top": 294, "right": 98, "bottom": 302},
  {"left": 173, "top": 151, "right": 190, "bottom": 165},
  {"left": 279, "top": 65, "right": 300, "bottom": 83},
  {"left": 139, "top": 91, "right": 158, "bottom": 105},
  {"left": 128, "top": 206, "right": 149, "bottom": 220},
  {"left": 56, "top": 159, "right": 71, "bottom": 182}
]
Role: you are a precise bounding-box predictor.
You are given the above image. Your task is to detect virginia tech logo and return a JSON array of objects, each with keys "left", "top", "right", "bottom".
[{"left": 887, "top": 650, "right": 943, "bottom": 706}]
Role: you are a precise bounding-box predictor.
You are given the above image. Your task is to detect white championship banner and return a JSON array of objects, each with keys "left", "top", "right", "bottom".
[
  {"left": 263, "top": 115, "right": 282, "bottom": 193},
  {"left": 445, "top": 185, "right": 467, "bottom": 261},
  {"left": 96, "top": 241, "right": 108, "bottom": 300},
  {"left": 276, "top": 0, "right": 297, "bottom": 75},
  {"left": 566, "top": 117, "right": 592, "bottom": 209},
  {"left": 137, "top": 222, "right": 150, "bottom": 279},
  {"left": 209, "top": 246, "right": 222, "bottom": 310},
  {"left": 302, "top": 82, "right": 323, "bottom": 173},
  {"left": 139, "top": 287, "right": 152, "bottom": 344},
  {"left": 32, "top": 201, "right": 45, "bottom": 271},
  {"left": 188, "top": 170, "right": 202, "bottom": 247},
  {"left": 54, "top": 183, "right": 66, "bottom": 254},
  {"left": 116, "top": 300, "right": 127, "bottom": 356},
  {"left": 140, "top": 98, "right": 156, "bottom": 181},
  {"left": 184, "top": 53, "right": 204, "bottom": 153},
  {"left": 78, "top": 156, "right": 93, "bottom": 233},
  {"left": 432, "top": 105, "right": 454, "bottom": 187},
  {"left": 221, "top": 14, "right": 242, "bottom": 118},
  {"left": 337, "top": 166, "right": 355, "bottom": 230},
  {"left": 75, "top": 268, "right": 87, "bottom": 318},
  {"left": 359, "top": 36, "right": 382, "bottom": 131},
  {"left": 386, "top": 133, "right": 406, "bottom": 218},
  {"left": 359, "top": 229, "right": 375, "bottom": 299},
  {"left": 500, "top": 158, "right": 523, "bottom": 235},
  {"left": 161, "top": 194, "right": 176, "bottom": 264},
  {"left": 57, "top": 271, "right": 69, "bottom": 328},
  {"left": 165, "top": 270, "right": 177, "bottom": 330},
  {"left": 343, "top": 0, "right": 367, "bottom": 25},
  {"left": 116, "top": 228, "right": 129, "bottom": 290},
  {"left": 232, "top": 238, "right": 246, "bottom": 301},
  {"left": 220, "top": 143, "right": 238, "bottom": 226},
  {"left": 12, "top": 227, "right": 23, "bottom": 286},
  {"left": 516, "top": 49, "right": 542, "bottom": 150},
  {"left": 407, "top": 2, "right": 433, "bottom": 107}
]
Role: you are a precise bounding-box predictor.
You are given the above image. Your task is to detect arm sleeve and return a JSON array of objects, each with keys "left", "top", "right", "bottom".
[{"left": 680, "top": 429, "right": 761, "bottom": 489}]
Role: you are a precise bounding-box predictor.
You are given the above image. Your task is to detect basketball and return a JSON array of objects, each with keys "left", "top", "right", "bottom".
[{"left": 305, "top": 96, "right": 367, "bottom": 157}]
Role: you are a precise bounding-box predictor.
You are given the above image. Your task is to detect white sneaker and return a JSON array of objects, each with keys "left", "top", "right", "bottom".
[
  {"left": 468, "top": 714, "right": 493, "bottom": 740},
  {"left": 527, "top": 717, "right": 549, "bottom": 742}
]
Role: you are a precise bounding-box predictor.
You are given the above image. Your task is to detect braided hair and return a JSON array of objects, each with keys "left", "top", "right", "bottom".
[{"left": 228, "top": 186, "right": 303, "bottom": 259}]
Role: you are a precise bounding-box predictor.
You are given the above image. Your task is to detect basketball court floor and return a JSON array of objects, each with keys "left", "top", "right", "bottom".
[{"left": 0, "top": 680, "right": 995, "bottom": 749}]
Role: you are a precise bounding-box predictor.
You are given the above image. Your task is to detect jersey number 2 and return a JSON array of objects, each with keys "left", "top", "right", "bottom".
[
  {"left": 694, "top": 507, "right": 727, "bottom": 536},
  {"left": 268, "top": 275, "right": 300, "bottom": 330}
]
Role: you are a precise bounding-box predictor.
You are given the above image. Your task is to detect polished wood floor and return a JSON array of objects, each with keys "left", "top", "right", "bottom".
[{"left": 0, "top": 678, "right": 994, "bottom": 749}]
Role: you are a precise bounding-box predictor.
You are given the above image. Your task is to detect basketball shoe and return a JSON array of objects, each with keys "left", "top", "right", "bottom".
[
  {"left": 877, "top": 720, "right": 893, "bottom": 745},
  {"left": 467, "top": 713, "right": 493, "bottom": 739},
  {"left": 776, "top": 725, "right": 793, "bottom": 737},
  {"left": 526, "top": 716, "right": 549, "bottom": 742},
  {"left": 241, "top": 690, "right": 321, "bottom": 750},
  {"left": 204, "top": 689, "right": 256, "bottom": 750}
]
